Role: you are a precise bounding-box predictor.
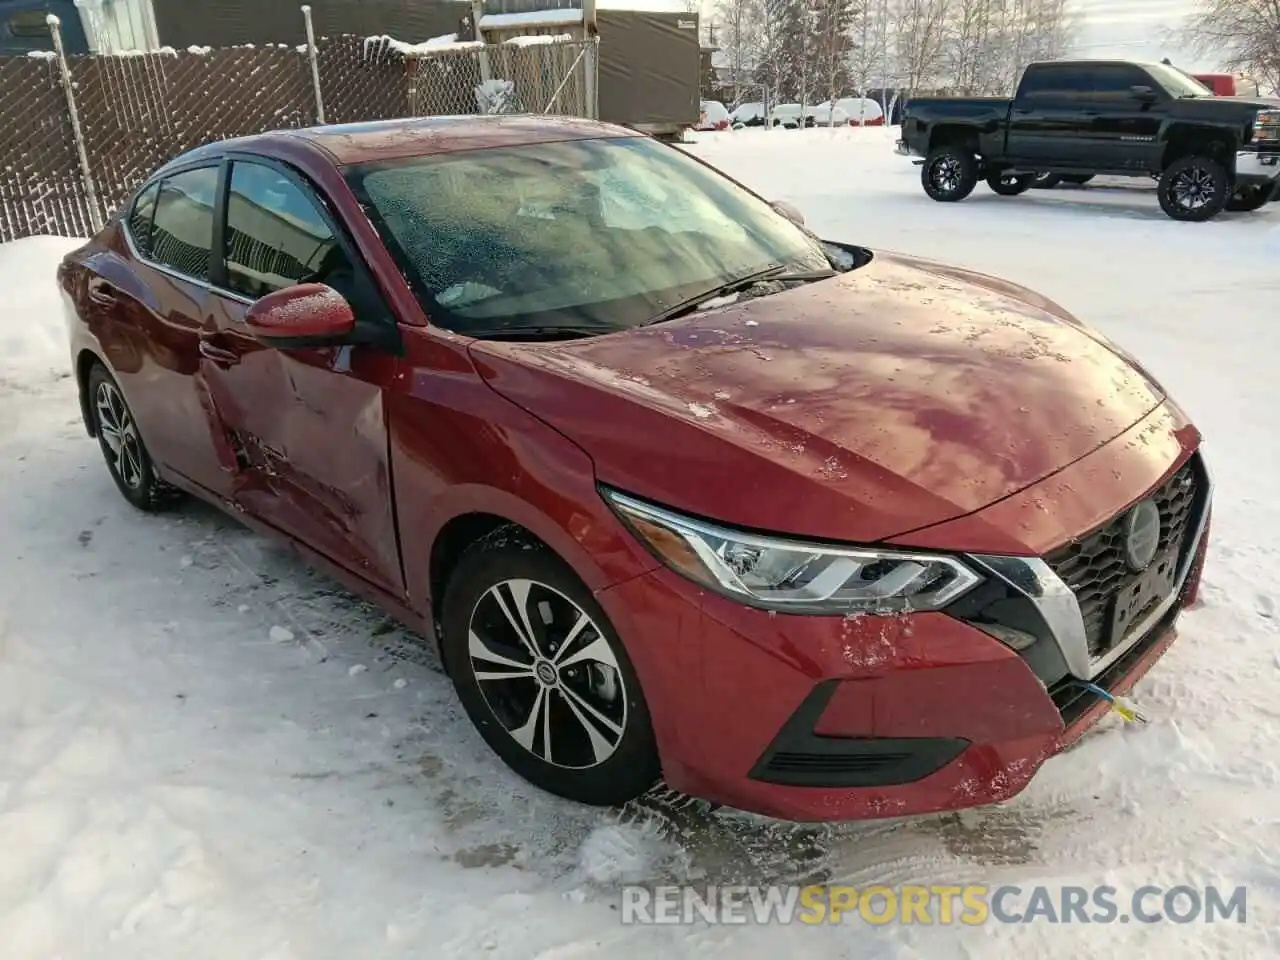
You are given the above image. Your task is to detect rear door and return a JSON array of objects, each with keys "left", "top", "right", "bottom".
[
  {"left": 199, "top": 157, "right": 406, "bottom": 595},
  {"left": 98, "top": 165, "right": 239, "bottom": 498},
  {"left": 1005, "top": 63, "right": 1094, "bottom": 165}
]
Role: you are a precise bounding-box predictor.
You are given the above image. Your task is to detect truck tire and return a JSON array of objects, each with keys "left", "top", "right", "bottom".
[
  {"left": 922, "top": 146, "right": 978, "bottom": 202},
  {"left": 1158, "top": 156, "right": 1229, "bottom": 221},
  {"left": 1032, "top": 173, "right": 1062, "bottom": 189},
  {"left": 987, "top": 172, "right": 1036, "bottom": 196},
  {"left": 1225, "top": 185, "right": 1271, "bottom": 212}
]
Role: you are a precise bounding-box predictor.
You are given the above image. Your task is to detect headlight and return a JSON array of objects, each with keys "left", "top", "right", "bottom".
[
  {"left": 604, "top": 489, "right": 982, "bottom": 614},
  {"left": 1251, "top": 109, "right": 1280, "bottom": 143}
]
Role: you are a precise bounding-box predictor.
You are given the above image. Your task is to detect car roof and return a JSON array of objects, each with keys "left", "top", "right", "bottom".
[{"left": 164, "top": 114, "right": 643, "bottom": 171}]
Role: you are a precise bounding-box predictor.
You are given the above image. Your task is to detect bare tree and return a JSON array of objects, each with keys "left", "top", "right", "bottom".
[
  {"left": 845, "top": 0, "right": 879, "bottom": 120},
  {"left": 943, "top": 0, "right": 997, "bottom": 94},
  {"left": 1181, "top": 0, "right": 1280, "bottom": 94},
  {"left": 895, "top": 0, "right": 952, "bottom": 94},
  {"left": 815, "top": 0, "right": 855, "bottom": 117},
  {"left": 715, "top": 0, "right": 768, "bottom": 106}
]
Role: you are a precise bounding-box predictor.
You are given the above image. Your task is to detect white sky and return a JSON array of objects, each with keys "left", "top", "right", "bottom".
[{"left": 1070, "top": 0, "right": 1213, "bottom": 69}]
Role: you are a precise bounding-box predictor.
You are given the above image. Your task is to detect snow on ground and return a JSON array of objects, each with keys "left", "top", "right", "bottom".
[{"left": 2, "top": 129, "right": 1278, "bottom": 958}]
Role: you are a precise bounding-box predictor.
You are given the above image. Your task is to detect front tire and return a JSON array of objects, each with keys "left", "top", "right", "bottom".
[
  {"left": 1158, "top": 156, "right": 1229, "bottom": 221},
  {"left": 441, "top": 528, "right": 661, "bottom": 806},
  {"left": 922, "top": 145, "right": 978, "bottom": 202},
  {"left": 1062, "top": 174, "right": 1094, "bottom": 185},
  {"left": 987, "top": 171, "right": 1035, "bottom": 196},
  {"left": 1032, "top": 173, "right": 1063, "bottom": 189},
  {"left": 88, "top": 362, "right": 177, "bottom": 512},
  {"left": 1226, "top": 185, "right": 1271, "bottom": 212}
]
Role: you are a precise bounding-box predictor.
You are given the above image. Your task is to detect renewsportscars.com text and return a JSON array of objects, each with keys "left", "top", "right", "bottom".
[{"left": 620, "top": 884, "right": 1247, "bottom": 926}]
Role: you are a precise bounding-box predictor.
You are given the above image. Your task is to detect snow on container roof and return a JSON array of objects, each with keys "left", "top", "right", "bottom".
[{"left": 479, "top": 0, "right": 691, "bottom": 14}]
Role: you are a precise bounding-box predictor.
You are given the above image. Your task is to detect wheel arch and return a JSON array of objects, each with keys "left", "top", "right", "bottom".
[
  {"left": 1160, "top": 127, "right": 1235, "bottom": 171},
  {"left": 927, "top": 124, "right": 981, "bottom": 155},
  {"left": 75, "top": 347, "right": 106, "bottom": 437},
  {"left": 417, "top": 486, "right": 659, "bottom": 653}
]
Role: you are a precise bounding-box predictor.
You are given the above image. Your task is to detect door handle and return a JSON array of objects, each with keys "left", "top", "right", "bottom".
[
  {"left": 199, "top": 340, "right": 240, "bottom": 368},
  {"left": 88, "top": 278, "right": 119, "bottom": 305}
]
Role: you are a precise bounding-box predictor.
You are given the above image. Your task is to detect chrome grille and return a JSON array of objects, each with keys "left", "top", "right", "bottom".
[{"left": 1045, "top": 456, "right": 1202, "bottom": 657}]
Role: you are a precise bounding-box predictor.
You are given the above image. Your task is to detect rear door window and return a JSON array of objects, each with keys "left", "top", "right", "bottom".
[{"left": 149, "top": 166, "right": 220, "bottom": 282}]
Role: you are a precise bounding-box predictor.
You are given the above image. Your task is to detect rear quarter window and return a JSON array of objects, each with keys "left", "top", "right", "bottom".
[{"left": 126, "top": 182, "right": 160, "bottom": 257}]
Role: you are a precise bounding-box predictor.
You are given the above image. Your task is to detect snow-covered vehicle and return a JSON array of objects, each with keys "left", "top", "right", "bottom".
[
  {"left": 729, "top": 102, "right": 768, "bottom": 129},
  {"left": 769, "top": 103, "right": 850, "bottom": 129},
  {"left": 814, "top": 97, "right": 885, "bottom": 126},
  {"left": 695, "top": 100, "right": 730, "bottom": 131}
]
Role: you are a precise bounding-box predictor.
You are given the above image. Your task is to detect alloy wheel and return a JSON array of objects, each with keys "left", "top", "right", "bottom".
[
  {"left": 467, "top": 578, "right": 628, "bottom": 770},
  {"left": 932, "top": 156, "right": 961, "bottom": 193},
  {"left": 1168, "top": 165, "right": 1216, "bottom": 213},
  {"left": 96, "top": 380, "right": 144, "bottom": 489}
]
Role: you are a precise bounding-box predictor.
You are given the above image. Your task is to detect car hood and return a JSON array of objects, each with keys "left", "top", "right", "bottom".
[{"left": 469, "top": 252, "right": 1165, "bottom": 544}]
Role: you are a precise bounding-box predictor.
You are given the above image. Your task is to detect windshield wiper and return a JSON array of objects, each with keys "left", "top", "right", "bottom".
[
  {"left": 465, "top": 325, "right": 603, "bottom": 342},
  {"left": 641, "top": 265, "right": 838, "bottom": 327}
]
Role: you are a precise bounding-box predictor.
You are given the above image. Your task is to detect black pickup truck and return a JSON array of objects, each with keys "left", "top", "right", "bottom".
[{"left": 896, "top": 59, "right": 1280, "bottom": 221}]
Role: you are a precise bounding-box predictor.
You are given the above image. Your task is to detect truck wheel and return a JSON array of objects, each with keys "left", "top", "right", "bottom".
[
  {"left": 1158, "top": 156, "right": 1229, "bottom": 221},
  {"left": 1062, "top": 174, "right": 1094, "bottom": 185},
  {"left": 1225, "top": 185, "right": 1270, "bottom": 212},
  {"left": 987, "top": 172, "right": 1035, "bottom": 196},
  {"left": 922, "top": 146, "right": 978, "bottom": 202},
  {"left": 1032, "top": 173, "right": 1062, "bottom": 189}
]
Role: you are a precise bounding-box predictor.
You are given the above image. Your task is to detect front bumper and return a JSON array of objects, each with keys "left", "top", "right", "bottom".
[
  {"left": 594, "top": 411, "right": 1211, "bottom": 823},
  {"left": 1235, "top": 147, "right": 1280, "bottom": 189}
]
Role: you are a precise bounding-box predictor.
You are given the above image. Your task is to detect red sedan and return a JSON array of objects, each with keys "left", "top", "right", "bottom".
[{"left": 57, "top": 116, "right": 1211, "bottom": 822}]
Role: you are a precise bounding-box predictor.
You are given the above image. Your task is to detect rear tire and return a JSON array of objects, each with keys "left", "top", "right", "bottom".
[
  {"left": 441, "top": 527, "right": 661, "bottom": 807},
  {"left": 987, "top": 171, "right": 1035, "bottom": 196},
  {"left": 922, "top": 145, "right": 978, "bottom": 202},
  {"left": 1158, "top": 155, "right": 1229, "bottom": 221},
  {"left": 1225, "top": 185, "right": 1271, "bottom": 212},
  {"left": 87, "top": 362, "right": 180, "bottom": 512}
]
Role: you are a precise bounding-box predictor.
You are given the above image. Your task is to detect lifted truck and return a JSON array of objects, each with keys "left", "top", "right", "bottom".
[{"left": 896, "top": 59, "right": 1280, "bottom": 221}]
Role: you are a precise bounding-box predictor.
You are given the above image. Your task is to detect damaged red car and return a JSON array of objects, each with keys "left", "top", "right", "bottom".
[{"left": 58, "top": 116, "right": 1211, "bottom": 821}]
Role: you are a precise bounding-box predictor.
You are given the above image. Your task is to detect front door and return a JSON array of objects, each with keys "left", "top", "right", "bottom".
[
  {"left": 200, "top": 158, "right": 405, "bottom": 596},
  {"left": 1077, "top": 64, "right": 1166, "bottom": 171}
]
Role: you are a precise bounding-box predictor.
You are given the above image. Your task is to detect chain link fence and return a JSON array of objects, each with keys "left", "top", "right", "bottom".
[
  {"left": 0, "top": 23, "right": 598, "bottom": 243},
  {"left": 404, "top": 37, "right": 596, "bottom": 118}
]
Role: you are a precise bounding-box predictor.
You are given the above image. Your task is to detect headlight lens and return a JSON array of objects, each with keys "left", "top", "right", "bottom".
[
  {"left": 604, "top": 489, "right": 982, "bottom": 614},
  {"left": 1252, "top": 109, "right": 1280, "bottom": 143}
]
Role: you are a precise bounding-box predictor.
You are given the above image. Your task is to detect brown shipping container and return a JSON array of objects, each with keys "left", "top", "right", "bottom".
[{"left": 596, "top": 9, "right": 699, "bottom": 135}]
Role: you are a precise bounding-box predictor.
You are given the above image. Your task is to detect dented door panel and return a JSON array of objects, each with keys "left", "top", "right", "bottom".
[{"left": 199, "top": 297, "right": 404, "bottom": 594}]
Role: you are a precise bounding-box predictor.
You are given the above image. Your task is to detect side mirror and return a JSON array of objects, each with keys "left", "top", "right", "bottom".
[
  {"left": 771, "top": 200, "right": 806, "bottom": 226},
  {"left": 244, "top": 283, "right": 356, "bottom": 347},
  {"left": 1130, "top": 84, "right": 1158, "bottom": 102}
]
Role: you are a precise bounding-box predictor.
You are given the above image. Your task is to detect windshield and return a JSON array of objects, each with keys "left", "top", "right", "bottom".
[
  {"left": 347, "top": 136, "right": 830, "bottom": 336},
  {"left": 1146, "top": 63, "right": 1213, "bottom": 98}
]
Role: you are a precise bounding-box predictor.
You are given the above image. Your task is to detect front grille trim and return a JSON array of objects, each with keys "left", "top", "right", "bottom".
[
  {"left": 962, "top": 450, "right": 1213, "bottom": 689},
  {"left": 1044, "top": 455, "right": 1204, "bottom": 660}
]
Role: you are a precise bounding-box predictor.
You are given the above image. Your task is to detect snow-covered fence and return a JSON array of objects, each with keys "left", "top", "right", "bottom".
[{"left": 0, "top": 27, "right": 597, "bottom": 243}]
